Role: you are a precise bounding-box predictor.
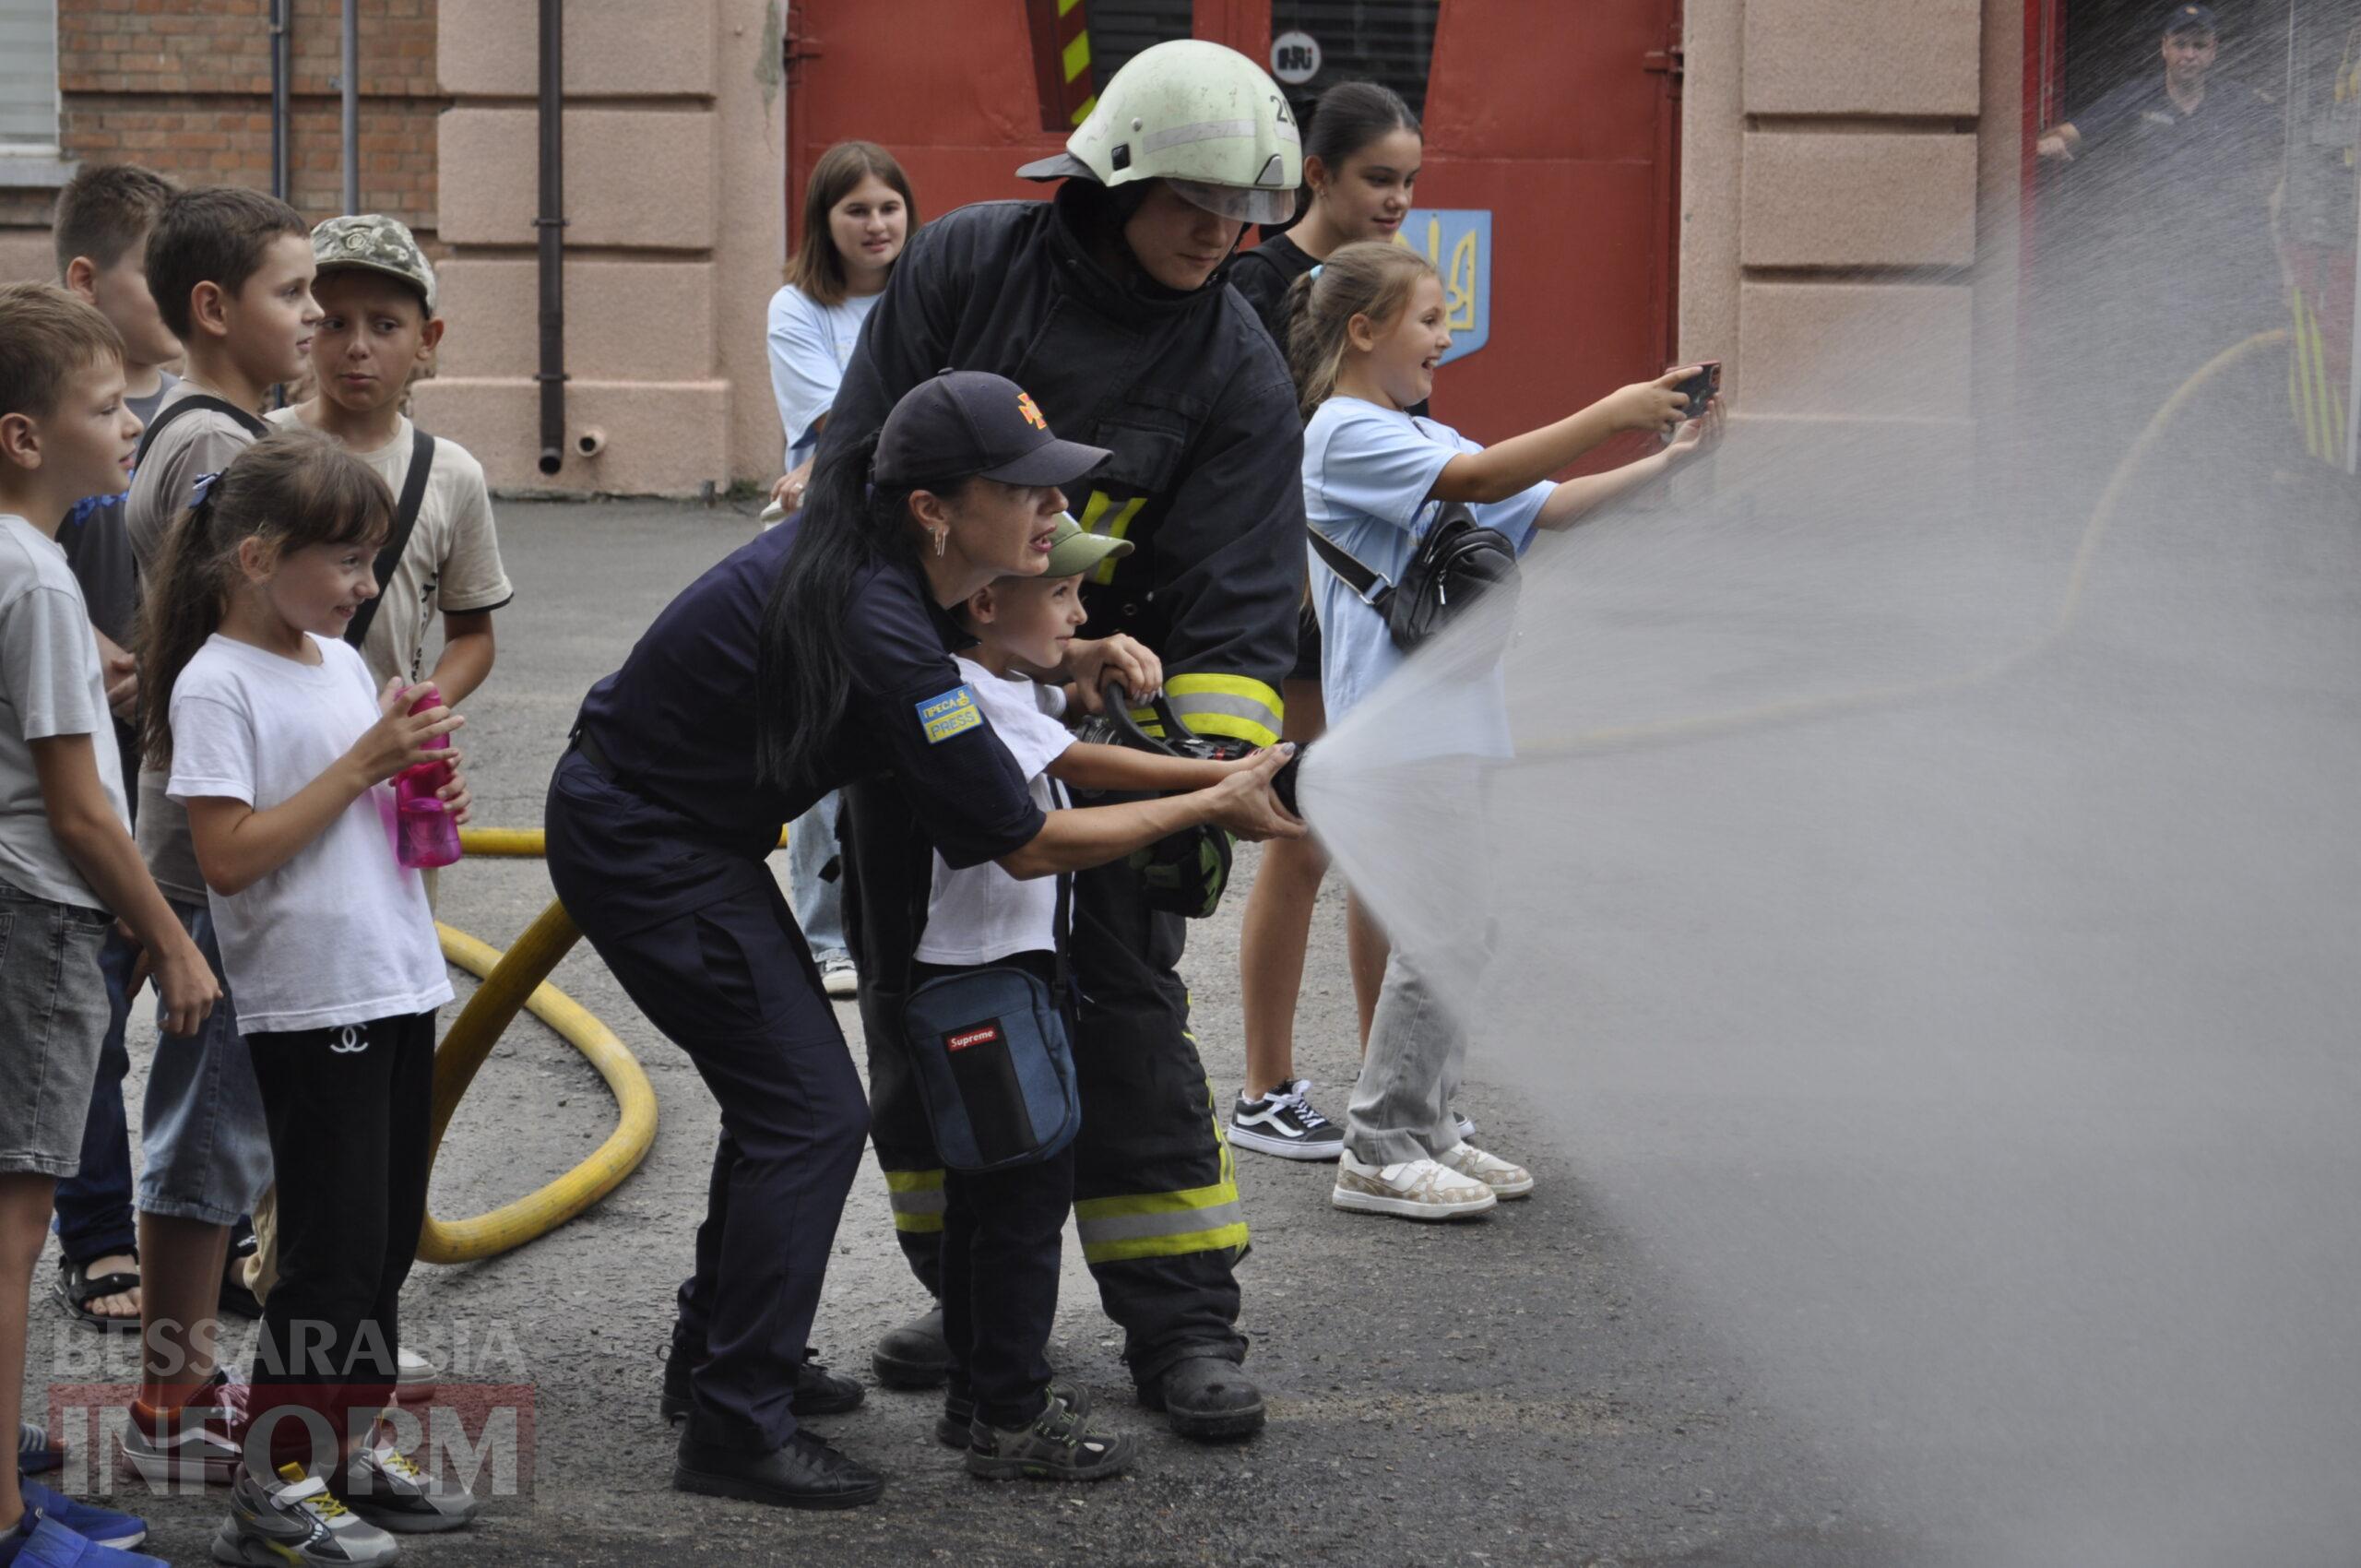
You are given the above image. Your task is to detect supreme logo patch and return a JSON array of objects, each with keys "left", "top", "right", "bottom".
[
  {"left": 944, "top": 1022, "right": 1003, "bottom": 1053},
  {"left": 916, "top": 684, "right": 983, "bottom": 744}
]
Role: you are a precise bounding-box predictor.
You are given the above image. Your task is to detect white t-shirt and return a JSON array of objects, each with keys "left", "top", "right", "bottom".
[
  {"left": 0, "top": 515, "right": 128, "bottom": 908},
  {"left": 766, "top": 284, "right": 883, "bottom": 467},
  {"left": 912, "top": 657, "right": 1073, "bottom": 967},
  {"left": 266, "top": 410, "right": 514, "bottom": 689},
  {"left": 1301, "top": 397, "right": 1551, "bottom": 754},
  {"left": 166, "top": 633, "right": 451, "bottom": 1032}
]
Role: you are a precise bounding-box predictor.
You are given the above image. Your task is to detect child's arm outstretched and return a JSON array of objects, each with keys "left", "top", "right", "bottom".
[
  {"left": 1533, "top": 396, "right": 1725, "bottom": 531},
  {"left": 186, "top": 677, "right": 467, "bottom": 897},
  {"left": 1431, "top": 367, "right": 1697, "bottom": 505},
  {"left": 32, "top": 734, "right": 220, "bottom": 1035},
  {"left": 1048, "top": 742, "right": 1259, "bottom": 796}
]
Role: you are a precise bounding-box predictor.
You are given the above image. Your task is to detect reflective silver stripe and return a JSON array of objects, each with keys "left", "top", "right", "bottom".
[
  {"left": 889, "top": 1187, "right": 946, "bottom": 1217},
  {"left": 1141, "top": 117, "right": 1259, "bottom": 154},
  {"left": 1074, "top": 1199, "right": 1246, "bottom": 1245},
  {"left": 1163, "top": 691, "right": 1280, "bottom": 728}
]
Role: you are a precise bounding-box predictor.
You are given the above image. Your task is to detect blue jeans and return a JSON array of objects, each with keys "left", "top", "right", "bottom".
[
  {"left": 51, "top": 925, "right": 140, "bottom": 1262},
  {"left": 786, "top": 790, "right": 848, "bottom": 964}
]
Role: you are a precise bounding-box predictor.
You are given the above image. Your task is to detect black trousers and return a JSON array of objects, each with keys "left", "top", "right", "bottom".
[
  {"left": 912, "top": 955, "right": 1073, "bottom": 1430},
  {"left": 546, "top": 749, "right": 869, "bottom": 1450},
  {"left": 844, "top": 778, "right": 1248, "bottom": 1385},
  {"left": 244, "top": 1010, "right": 434, "bottom": 1472}
]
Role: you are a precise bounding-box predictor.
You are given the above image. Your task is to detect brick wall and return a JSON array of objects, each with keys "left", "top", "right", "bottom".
[{"left": 1, "top": 0, "right": 445, "bottom": 263}]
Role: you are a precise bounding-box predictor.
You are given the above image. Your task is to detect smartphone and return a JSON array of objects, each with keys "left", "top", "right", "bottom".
[{"left": 1672, "top": 360, "right": 1721, "bottom": 415}]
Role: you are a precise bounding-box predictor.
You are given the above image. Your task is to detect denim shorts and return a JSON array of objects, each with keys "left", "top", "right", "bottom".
[
  {"left": 0, "top": 878, "right": 113, "bottom": 1178},
  {"left": 137, "top": 900, "right": 273, "bottom": 1226}
]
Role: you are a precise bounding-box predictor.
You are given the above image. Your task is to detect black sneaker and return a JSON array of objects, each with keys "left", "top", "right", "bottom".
[
  {"left": 1228, "top": 1079, "right": 1344, "bottom": 1161},
  {"left": 964, "top": 1385, "right": 1137, "bottom": 1483},
  {"left": 673, "top": 1424, "right": 884, "bottom": 1510}
]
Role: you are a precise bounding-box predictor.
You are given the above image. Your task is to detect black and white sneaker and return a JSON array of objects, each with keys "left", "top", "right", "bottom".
[{"left": 1228, "top": 1080, "right": 1344, "bottom": 1161}]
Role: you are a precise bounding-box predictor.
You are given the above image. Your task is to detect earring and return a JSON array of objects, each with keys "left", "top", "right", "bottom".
[{"left": 932, "top": 529, "right": 946, "bottom": 557}]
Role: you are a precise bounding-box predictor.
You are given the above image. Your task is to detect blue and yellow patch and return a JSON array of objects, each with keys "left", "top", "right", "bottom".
[{"left": 916, "top": 684, "right": 984, "bottom": 744}]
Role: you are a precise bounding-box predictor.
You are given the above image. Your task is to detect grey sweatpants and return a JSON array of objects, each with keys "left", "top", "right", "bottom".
[
  {"left": 1339, "top": 754, "right": 1491, "bottom": 1168},
  {"left": 1343, "top": 944, "right": 1468, "bottom": 1166}
]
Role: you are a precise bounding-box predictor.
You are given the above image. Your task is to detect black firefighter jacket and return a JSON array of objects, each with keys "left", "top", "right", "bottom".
[{"left": 820, "top": 184, "right": 1305, "bottom": 751}]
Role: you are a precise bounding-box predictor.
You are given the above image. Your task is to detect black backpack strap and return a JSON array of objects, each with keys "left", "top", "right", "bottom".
[
  {"left": 347, "top": 425, "right": 436, "bottom": 650},
  {"left": 132, "top": 395, "right": 267, "bottom": 468},
  {"left": 1051, "top": 871, "right": 1074, "bottom": 1014},
  {"left": 1307, "top": 527, "right": 1394, "bottom": 607}
]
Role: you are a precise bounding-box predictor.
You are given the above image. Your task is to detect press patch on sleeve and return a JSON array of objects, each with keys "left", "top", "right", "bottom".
[{"left": 916, "top": 684, "right": 985, "bottom": 743}]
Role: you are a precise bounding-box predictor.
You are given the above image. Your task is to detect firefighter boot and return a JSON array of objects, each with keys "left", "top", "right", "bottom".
[
  {"left": 872, "top": 1304, "right": 952, "bottom": 1389},
  {"left": 1139, "top": 1352, "right": 1264, "bottom": 1442}
]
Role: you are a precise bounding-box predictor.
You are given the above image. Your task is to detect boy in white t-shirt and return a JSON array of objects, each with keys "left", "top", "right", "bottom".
[{"left": 918, "top": 515, "right": 1265, "bottom": 1484}]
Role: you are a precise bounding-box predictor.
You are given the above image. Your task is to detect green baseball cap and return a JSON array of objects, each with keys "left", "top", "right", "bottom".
[
  {"left": 1042, "top": 511, "right": 1132, "bottom": 578},
  {"left": 310, "top": 213, "right": 437, "bottom": 315}
]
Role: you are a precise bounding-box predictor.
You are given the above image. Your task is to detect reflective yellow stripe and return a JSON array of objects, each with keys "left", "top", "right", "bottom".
[
  {"left": 1075, "top": 493, "right": 1146, "bottom": 585},
  {"left": 1058, "top": 0, "right": 1079, "bottom": 13},
  {"left": 884, "top": 1168, "right": 945, "bottom": 1234},
  {"left": 1165, "top": 672, "right": 1283, "bottom": 749},
  {"left": 1074, "top": 1182, "right": 1248, "bottom": 1264},
  {"left": 1062, "top": 31, "right": 1089, "bottom": 84},
  {"left": 1071, "top": 94, "right": 1097, "bottom": 126},
  {"left": 1072, "top": 1078, "right": 1246, "bottom": 1264}
]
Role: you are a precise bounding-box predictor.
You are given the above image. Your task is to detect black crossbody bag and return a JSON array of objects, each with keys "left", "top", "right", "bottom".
[{"left": 1308, "top": 500, "right": 1521, "bottom": 653}]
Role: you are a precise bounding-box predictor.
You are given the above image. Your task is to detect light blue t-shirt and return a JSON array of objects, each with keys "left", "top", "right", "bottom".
[
  {"left": 1302, "top": 397, "right": 1550, "bottom": 752},
  {"left": 766, "top": 284, "right": 884, "bottom": 468}
]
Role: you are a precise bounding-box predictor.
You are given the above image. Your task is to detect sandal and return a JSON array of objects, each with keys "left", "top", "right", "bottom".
[{"left": 52, "top": 1253, "right": 140, "bottom": 1333}]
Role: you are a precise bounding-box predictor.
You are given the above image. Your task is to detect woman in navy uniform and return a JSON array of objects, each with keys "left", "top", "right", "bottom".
[
  {"left": 823, "top": 38, "right": 1310, "bottom": 1443},
  {"left": 545, "top": 371, "right": 1300, "bottom": 1510}
]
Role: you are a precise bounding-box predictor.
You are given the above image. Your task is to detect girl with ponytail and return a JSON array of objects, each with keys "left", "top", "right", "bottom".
[
  {"left": 144, "top": 426, "right": 480, "bottom": 1541},
  {"left": 1293, "top": 242, "right": 1723, "bottom": 1219}
]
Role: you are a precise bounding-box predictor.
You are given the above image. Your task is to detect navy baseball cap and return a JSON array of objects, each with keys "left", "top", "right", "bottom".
[
  {"left": 2162, "top": 4, "right": 2217, "bottom": 35},
  {"left": 873, "top": 370, "right": 1110, "bottom": 490}
]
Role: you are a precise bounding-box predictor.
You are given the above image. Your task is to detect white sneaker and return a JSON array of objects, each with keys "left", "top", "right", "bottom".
[
  {"left": 819, "top": 954, "right": 859, "bottom": 999},
  {"left": 392, "top": 1345, "right": 437, "bottom": 1405},
  {"left": 213, "top": 1464, "right": 400, "bottom": 1565},
  {"left": 1331, "top": 1152, "right": 1497, "bottom": 1220},
  {"left": 1436, "top": 1141, "right": 1534, "bottom": 1199}
]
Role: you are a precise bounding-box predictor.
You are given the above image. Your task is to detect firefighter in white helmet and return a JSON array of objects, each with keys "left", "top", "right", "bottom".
[{"left": 823, "top": 39, "right": 1303, "bottom": 1443}]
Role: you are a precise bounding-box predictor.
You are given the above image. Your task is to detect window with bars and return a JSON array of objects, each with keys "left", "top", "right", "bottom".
[
  {"left": 0, "top": 0, "right": 59, "bottom": 154},
  {"left": 1270, "top": 0, "right": 1442, "bottom": 128}
]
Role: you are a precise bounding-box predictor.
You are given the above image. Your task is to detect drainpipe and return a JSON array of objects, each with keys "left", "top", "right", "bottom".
[
  {"left": 535, "top": 0, "right": 568, "bottom": 477},
  {"left": 268, "top": 0, "right": 291, "bottom": 201},
  {"left": 338, "top": 0, "right": 358, "bottom": 214}
]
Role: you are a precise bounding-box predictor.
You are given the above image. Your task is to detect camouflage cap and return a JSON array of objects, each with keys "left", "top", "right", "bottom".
[{"left": 310, "top": 213, "right": 437, "bottom": 315}]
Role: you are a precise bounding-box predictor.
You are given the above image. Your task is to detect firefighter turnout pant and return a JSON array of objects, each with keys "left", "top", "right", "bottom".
[{"left": 845, "top": 780, "right": 1249, "bottom": 1384}]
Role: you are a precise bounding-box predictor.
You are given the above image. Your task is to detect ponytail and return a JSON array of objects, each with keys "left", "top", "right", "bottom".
[
  {"left": 755, "top": 432, "right": 971, "bottom": 790},
  {"left": 138, "top": 428, "right": 393, "bottom": 770},
  {"left": 1284, "top": 240, "right": 1436, "bottom": 420}
]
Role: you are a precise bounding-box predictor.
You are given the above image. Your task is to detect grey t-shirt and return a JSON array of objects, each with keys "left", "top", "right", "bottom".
[
  {"left": 59, "top": 370, "right": 177, "bottom": 809},
  {"left": 124, "top": 381, "right": 267, "bottom": 905},
  {"left": 0, "top": 515, "right": 129, "bottom": 909}
]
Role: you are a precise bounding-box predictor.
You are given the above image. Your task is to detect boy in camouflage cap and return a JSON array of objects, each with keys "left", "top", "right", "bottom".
[{"left": 268, "top": 212, "right": 508, "bottom": 709}]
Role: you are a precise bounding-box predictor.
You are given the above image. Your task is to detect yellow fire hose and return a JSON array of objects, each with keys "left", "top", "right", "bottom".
[{"left": 418, "top": 827, "right": 652, "bottom": 1265}]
